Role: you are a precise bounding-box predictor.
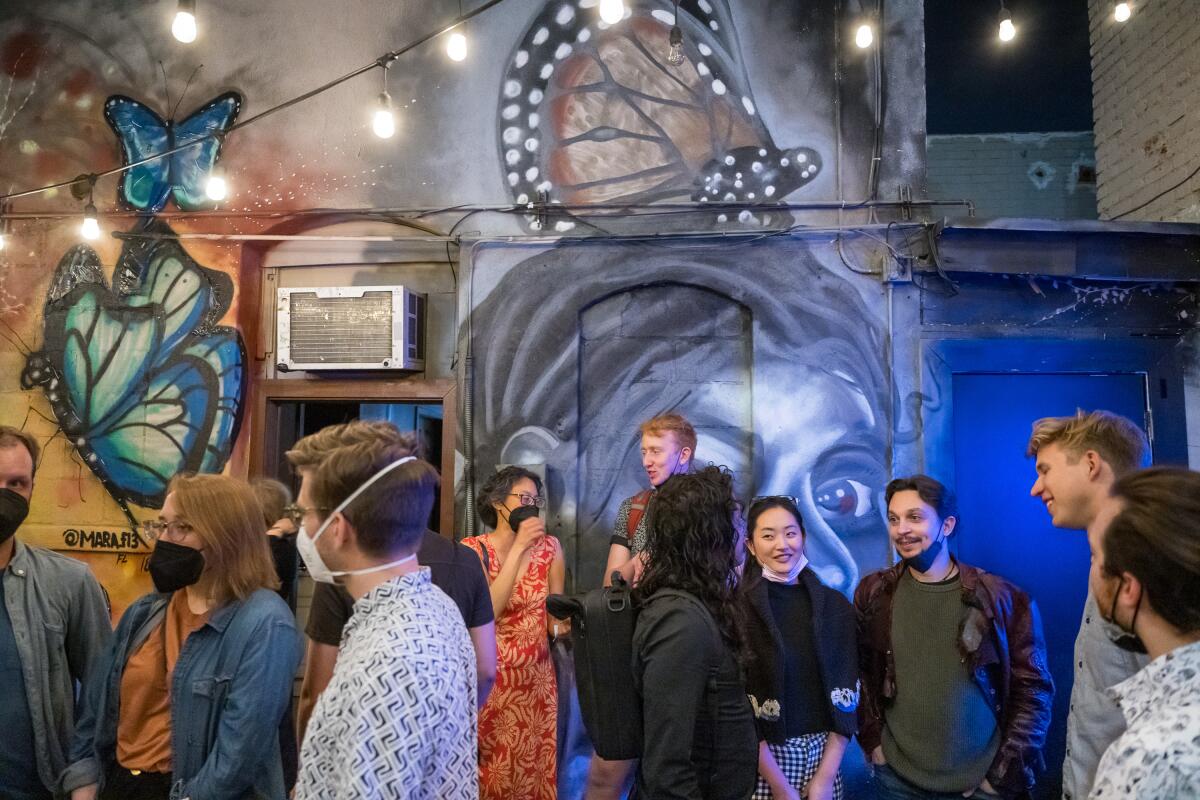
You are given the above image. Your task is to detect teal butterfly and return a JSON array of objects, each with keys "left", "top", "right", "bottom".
[
  {"left": 21, "top": 218, "right": 246, "bottom": 526},
  {"left": 104, "top": 92, "right": 241, "bottom": 213}
]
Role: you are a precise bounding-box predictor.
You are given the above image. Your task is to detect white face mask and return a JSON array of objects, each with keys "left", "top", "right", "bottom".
[
  {"left": 297, "top": 456, "right": 419, "bottom": 585},
  {"left": 760, "top": 553, "right": 809, "bottom": 584}
]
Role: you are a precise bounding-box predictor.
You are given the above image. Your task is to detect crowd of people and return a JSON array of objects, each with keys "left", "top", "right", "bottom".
[{"left": 0, "top": 405, "right": 1196, "bottom": 800}]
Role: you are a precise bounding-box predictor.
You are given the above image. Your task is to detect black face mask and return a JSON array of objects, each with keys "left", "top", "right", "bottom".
[
  {"left": 1101, "top": 576, "right": 1147, "bottom": 654},
  {"left": 148, "top": 539, "right": 206, "bottom": 593},
  {"left": 505, "top": 504, "right": 541, "bottom": 533},
  {"left": 0, "top": 488, "right": 30, "bottom": 546},
  {"left": 905, "top": 527, "right": 947, "bottom": 574}
]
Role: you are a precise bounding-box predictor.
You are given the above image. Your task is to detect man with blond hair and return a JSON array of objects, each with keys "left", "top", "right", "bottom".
[
  {"left": 291, "top": 421, "right": 495, "bottom": 748},
  {"left": 1026, "top": 410, "right": 1150, "bottom": 800}
]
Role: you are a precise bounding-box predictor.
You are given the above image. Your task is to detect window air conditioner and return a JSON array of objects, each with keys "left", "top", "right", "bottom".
[{"left": 276, "top": 285, "right": 426, "bottom": 372}]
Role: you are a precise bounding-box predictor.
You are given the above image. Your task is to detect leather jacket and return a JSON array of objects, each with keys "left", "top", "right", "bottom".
[{"left": 853, "top": 560, "right": 1054, "bottom": 799}]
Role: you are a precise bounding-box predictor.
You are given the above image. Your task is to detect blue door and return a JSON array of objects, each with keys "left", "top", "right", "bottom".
[{"left": 951, "top": 372, "right": 1149, "bottom": 800}]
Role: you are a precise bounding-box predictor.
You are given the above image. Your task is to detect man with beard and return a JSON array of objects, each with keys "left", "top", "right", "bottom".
[{"left": 855, "top": 475, "right": 1053, "bottom": 800}]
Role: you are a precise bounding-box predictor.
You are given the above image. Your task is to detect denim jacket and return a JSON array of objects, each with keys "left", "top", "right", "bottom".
[
  {"left": 61, "top": 587, "right": 301, "bottom": 800},
  {"left": 3, "top": 540, "right": 112, "bottom": 797}
]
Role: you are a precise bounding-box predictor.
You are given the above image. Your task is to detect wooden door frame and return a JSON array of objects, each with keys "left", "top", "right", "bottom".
[{"left": 249, "top": 378, "right": 457, "bottom": 537}]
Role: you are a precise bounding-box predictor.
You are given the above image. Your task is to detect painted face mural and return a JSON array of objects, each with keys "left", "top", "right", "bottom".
[
  {"left": 499, "top": 0, "right": 823, "bottom": 228},
  {"left": 466, "top": 237, "right": 890, "bottom": 595}
]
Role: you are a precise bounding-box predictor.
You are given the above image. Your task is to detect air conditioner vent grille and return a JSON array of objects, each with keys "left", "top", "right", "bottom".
[{"left": 288, "top": 292, "right": 394, "bottom": 363}]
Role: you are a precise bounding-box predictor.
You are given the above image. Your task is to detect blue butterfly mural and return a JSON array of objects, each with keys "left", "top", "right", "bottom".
[
  {"left": 21, "top": 217, "right": 246, "bottom": 527},
  {"left": 104, "top": 92, "right": 241, "bottom": 213}
]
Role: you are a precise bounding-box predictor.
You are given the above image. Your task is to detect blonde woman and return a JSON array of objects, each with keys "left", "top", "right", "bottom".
[{"left": 61, "top": 474, "right": 302, "bottom": 800}]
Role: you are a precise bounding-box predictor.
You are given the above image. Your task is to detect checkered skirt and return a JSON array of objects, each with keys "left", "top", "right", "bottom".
[{"left": 752, "top": 732, "right": 845, "bottom": 800}]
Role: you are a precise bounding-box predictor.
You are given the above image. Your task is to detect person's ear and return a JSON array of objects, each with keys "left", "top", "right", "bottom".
[
  {"left": 942, "top": 515, "right": 957, "bottom": 537},
  {"left": 679, "top": 446, "right": 693, "bottom": 466},
  {"left": 1085, "top": 450, "right": 1104, "bottom": 480},
  {"left": 1118, "top": 571, "right": 1142, "bottom": 612}
]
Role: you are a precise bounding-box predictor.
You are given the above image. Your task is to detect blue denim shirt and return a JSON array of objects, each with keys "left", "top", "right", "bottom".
[{"left": 61, "top": 588, "right": 301, "bottom": 800}]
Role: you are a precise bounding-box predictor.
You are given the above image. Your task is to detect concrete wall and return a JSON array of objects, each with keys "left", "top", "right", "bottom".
[
  {"left": 927, "top": 132, "right": 1098, "bottom": 219},
  {"left": 1088, "top": 0, "right": 1200, "bottom": 221}
]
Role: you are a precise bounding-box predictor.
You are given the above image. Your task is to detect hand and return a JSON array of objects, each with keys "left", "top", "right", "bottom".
[
  {"left": 803, "top": 771, "right": 836, "bottom": 800},
  {"left": 549, "top": 616, "right": 572, "bottom": 639},
  {"left": 514, "top": 516, "right": 546, "bottom": 553},
  {"left": 870, "top": 746, "right": 887, "bottom": 766},
  {"left": 71, "top": 785, "right": 99, "bottom": 800},
  {"left": 268, "top": 516, "right": 298, "bottom": 537},
  {"left": 963, "top": 778, "right": 999, "bottom": 797},
  {"left": 775, "top": 786, "right": 801, "bottom": 800}
]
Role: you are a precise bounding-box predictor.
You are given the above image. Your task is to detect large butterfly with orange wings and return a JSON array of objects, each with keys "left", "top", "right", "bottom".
[{"left": 498, "top": 0, "right": 822, "bottom": 229}]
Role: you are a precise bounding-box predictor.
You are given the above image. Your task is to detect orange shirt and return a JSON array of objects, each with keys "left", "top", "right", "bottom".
[{"left": 116, "top": 592, "right": 210, "bottom": 773}]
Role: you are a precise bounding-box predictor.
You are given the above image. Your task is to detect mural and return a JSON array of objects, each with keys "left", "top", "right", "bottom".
[
  {"left": 466, "top": 235, "right": 893, "bottom": 596},
  {"left": 501, "top": 0, "right": 823, "bottom": 227},
  {"left": 20, "top": 217, "right": 246, "bottom": 530}
]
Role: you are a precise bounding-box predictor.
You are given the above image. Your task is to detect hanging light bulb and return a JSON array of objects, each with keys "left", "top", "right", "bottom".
[
  {"left": 446, "top": 31, "right": 468, "bottom": 61},
  {"left": 80, "top": 202, "right": 100, "bottom": 241},
  {"left": 998, "top": 3, "right": 1016, "bottom": 42},
  {"left": 598, "top": 0, "right": 624, "bottom": 25},
  {"left": 666, "top": 1, "right": 684, "bottom": 66},
  {"left": 172, "top": 0, "right": 198, "bottom": 43},
  {"left": 855, "top": 22, "right": 875, "bottom": 49},
  {"left": 372, "top": 92, "right": 396, "bottom": 139},
  {"left": 205, "top": 167, "right": 228, "bottom": 201},
  {"left": 1114, "top": 2, "right": 1132, "bottom": 21}
]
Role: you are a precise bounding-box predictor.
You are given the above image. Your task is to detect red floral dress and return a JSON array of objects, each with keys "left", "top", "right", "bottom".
[{"left": 463, "top": 533, "right": 559, "bottom": 800}]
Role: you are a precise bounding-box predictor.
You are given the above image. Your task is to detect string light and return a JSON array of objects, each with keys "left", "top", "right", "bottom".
[
  {"left": 855, "top": 22, "right": 875, "bottom": 49},
  {"left": 80, "top": 202, "right": 100, "bottom": 241},
  {"left": 1114, "top": 2, "right": 1132, "bottom": 21},
  {"left": 204, "top": 167, "right": 228, "bottom": 201},
  {"left": 598, "top": 0, "right": 624, "bottom": 25},
  {"left": 446, "top": 31, "right": 468, "bottom": 61},
  {"left": 172, "top": 0, "right": 198, "bottom": 44},
  {"left": 998, "top": 2, "right": 1016, "bottom": 42},
  {"left": 372, "top": 61, "right": 397, "bottom": 139},
  {"left": 667, "top": 0, "right": 684, "bottom": 66}
]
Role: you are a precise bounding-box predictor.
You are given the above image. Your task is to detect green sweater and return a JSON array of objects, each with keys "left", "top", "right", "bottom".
[{"left": 882, "top": 571, "right": 1000, "bottom": 793}]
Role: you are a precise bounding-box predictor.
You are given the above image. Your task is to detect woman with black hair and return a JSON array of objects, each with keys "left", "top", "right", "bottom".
[
  {"left": 632, "top": 466, "right": 758, "bottom": 800},
  {"left": 740, "top": 497, "right": 859, "bottom": 800},
  {"left": 463, "top": 466, "right": 567, "bottom": 800}
]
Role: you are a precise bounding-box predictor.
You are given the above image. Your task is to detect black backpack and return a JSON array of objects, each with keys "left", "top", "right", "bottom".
[{"left": 547, "top": 575, "right": 719, "bottom": 761}]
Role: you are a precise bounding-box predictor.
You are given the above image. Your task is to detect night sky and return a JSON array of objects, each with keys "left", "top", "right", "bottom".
[{"left": 924, "top": 0, "right": 1095, "bottom": 134}]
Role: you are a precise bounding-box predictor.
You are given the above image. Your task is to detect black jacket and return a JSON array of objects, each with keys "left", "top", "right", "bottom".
[
  {"left": 741, "top": 567, "right": 860, "bottom": 743},
  {"left": 632, "top": 591, "right": 758, "bottom": 800}
]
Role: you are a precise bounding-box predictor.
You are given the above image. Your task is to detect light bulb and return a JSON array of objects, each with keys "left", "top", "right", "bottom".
[
  {"left": 0, "top": 233, "right": 6, "bottom": 251},
  {"left": 998, "top": 15, "right": 1016, "bottom": 42},
  {"left": 667, "top": 26, "right": 684, "bottom": 66},
  {"left": 80, "top": 204, "right": 100, "bottom": 241},
  {"left": 172, "top": 11, "right": 197, "bottom": 43},
  {"left": 372, "top": 93, "right": 396, "bottom": 139},
  {"left": 447, "top": 32, "right": 468, "bottom": 62},
  {"left": 855, "top": 23, "right": 874, "bottom": 49},
  {"left": 1114, "top": 2, "right": 1131, "bottom": 21},
  {"left": 205, "top": 171, "right": 228, "bottom": 201},
  {"left": 598, "top": 0, "right": 624, "bottom": 25}
]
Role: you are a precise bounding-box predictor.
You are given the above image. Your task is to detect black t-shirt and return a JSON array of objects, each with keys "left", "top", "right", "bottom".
[
  {"left": 305, "top": 530, "right": 494, "bottom": 646},
  {"left": 767, "top": 580, "right": 834, "bottom": 738}
]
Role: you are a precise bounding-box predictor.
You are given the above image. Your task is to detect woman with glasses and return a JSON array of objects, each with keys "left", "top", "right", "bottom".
[
  {"left": 60, "top": 474, "right": 302, "bottom": 800},
  {"left": 740, "top": 496, "right": 859, "bottom": 800},
  {"left": 463, "top": 466, "right": 568, "bottom": 800}
]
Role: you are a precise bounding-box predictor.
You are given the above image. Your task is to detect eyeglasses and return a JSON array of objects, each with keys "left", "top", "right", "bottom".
[
  {"left": 282, "top": 503, "right": 330, "bottom": 523},
  {"left": 141, "top": 519, "right": 196, "bottom": 542},
  {"left": 508, "top": 492, "right": 546, "bottom": 508},
  {"left": 750, "top": 495, "right": 802, "bottom": 508}
]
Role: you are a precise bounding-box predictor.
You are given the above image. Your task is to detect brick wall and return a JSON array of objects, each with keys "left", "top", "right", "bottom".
[
  {"left": 926, "top": 132, "right": 1098, "bottom": 219},
  {"left": 1088, "top": 0, "right": 1200, "bottom": 221}
]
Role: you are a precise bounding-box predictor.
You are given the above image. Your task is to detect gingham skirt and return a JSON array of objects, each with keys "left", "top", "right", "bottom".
[{"left": 752, "top": 732, "right": 845, "bottom": 800}]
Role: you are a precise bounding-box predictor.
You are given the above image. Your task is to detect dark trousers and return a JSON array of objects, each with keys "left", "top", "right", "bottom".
[{"left": 100, "top": 765, "right": 173, "bottom": 800}]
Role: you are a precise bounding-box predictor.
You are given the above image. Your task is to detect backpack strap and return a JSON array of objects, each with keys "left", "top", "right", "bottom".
[{"left": 626, "top": 489, "right": 654, "bottom": 538}]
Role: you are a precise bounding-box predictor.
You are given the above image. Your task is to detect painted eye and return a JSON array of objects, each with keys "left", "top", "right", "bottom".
[{"left": 814, "top": 478, "right": 873, "bottom": 519}]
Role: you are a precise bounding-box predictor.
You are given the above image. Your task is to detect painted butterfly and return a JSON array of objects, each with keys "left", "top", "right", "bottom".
[
  {"left": 498, "top": 0, "right": 822, "bottom": 228},
  {"left": 20, "top": 218, "right": 246, "bottom": 526},
  {"left": 104, "top": 92, "right": 241, "bottom": 213}
]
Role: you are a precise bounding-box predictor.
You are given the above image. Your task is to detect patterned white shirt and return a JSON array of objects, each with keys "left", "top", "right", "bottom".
[
  {"left": 1089, "top": 639, "right": 1200, "bottom": 800},
  {"left": 296, "top": 569, "right": 478, "bottom": 800}
]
